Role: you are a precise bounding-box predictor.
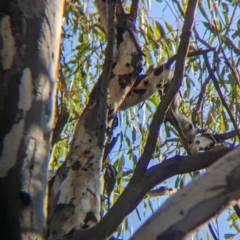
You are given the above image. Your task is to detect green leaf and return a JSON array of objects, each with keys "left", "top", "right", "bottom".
[
  {"left": 155, "top": 21, "right": 166, "bottom": 37},
  {"left": 224, "top": 233, "right": 236, "bottom": 239}
]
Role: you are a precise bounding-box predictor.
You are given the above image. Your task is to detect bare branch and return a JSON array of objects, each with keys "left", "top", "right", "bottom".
[
  {"left": 208, "top": 223, "right": 219, "bottom": 240},
  {"left": 166, "top": 109, "right": 193, "bottom": 154},
  {"left": 131, "top": 146, "right": 240, "bottom": 240},
  {"left": 223, "top": 57, "right": 240, "bottom": 88},
  {"left": 130, "top": 0, "right": 139, "bottom": 23},
  {"left": 98, "top": 0, "right": 116, "bottom": 148},
  {"left": 191, "top": 76, "right": 211, "bottom": 125},
  {"left": 203, "top": 53, "right": 240, "bottom": 141},
  {"left": 65, "top": 147, "right": 234, "bottom": 240},
  {"left": 210, "top": 4, "right": 240, "bottom": 88},
  {"left": 103, "top": 134, "right": 120, "bottom": 162},
  {"left": 95, "top": 0, "right": 108, "bottom": 32},
  {"left": 214, "top": 129, "right": 240, "bottom": 142}
]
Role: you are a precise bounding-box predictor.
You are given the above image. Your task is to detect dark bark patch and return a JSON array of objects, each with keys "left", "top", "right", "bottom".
[
  {"left": 226, "top": 172, "right": 240, "bottom": 191},
  {"left": 156, "top": 83, "right": 162, "bottom": 88},
  {"left": 82, "top": 167, "right": 88, "bottom": 171},
  {"left": 111, "top": 62, "right": 117, "bottom": 70},
  {"left": 62, "top": 172, "right": 66, "bottom": 179},
  {"left": 108, "top": 108, "right": 114, "bottom": 116},
  {"left": 19, "top": 191, "right": 31, "bottom": 206},
  {"left": 126, "top": 91, "right": 132, "bottom": 97},
  {"left": 81, "top": 224, "right": 90, "bottom": 229},
  {"left": 116, "top": 27, "right": 124, "bottom": 48},
  {"left": 143, "top": 81, "right": 148, "bottom": 86},
  {"left": 179, "top": 210, "right": 184, "bottom": 215},
  {"left": 88, "top": 139, "right": 92, "bottom": 143},
  {"left": 110, "top": 70, "right": 116, "bottom": 80},
  {"left": 16, "top": 109, "right": 24, "bottom": 122},
  {"left": 154, "top": 66, "right": 164, "bottom": 76},
  {"left": 118, "top": 75, "right": 131, "bottom": 89},
  {"left": 133, "top": 74, "right": 147, "bottom": 87},
  {"left": 88, "top": 162, "right": 93, "bottom": 167},
  {"left": 132, "top": 89, "right": 146, "bottom": 95},
  {"left": 84, "top": 150, "right": 90, "bottom": 154},
  {"left": 157, "top": 230, "right": 185, "bottom": 240},
  {"left": 54, "top": 203, "right": 74, "bottom": 212},
  {"left": 71, "top": 161, "right": 81, "bottom": 170},
  {"left": 88, "top": 155, "right": 94, "bottom": 161},
  {"left": 84, "top": 211, "right": 98, "bottom": 224}
]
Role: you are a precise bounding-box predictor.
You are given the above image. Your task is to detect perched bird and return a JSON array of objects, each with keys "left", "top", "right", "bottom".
[{"left": 104, "top": 163, "right": 118, "bottom": 210}]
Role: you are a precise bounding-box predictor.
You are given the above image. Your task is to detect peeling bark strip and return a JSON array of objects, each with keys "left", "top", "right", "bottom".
[
  {"left": 0, "top": 1, "right": 64, "bottom": 239},
  {"left": 131, "top": 146, "right": 240, "bottom": 240}
]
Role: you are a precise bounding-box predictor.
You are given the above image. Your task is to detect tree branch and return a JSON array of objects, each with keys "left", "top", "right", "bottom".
[
  {"left": 133, "top": 0, "right": 199, "bottom": 176},
  {"left": 214, "top": 129, "right": 240, "bottom": 143},
  {"left": 203, "top": 53, "right": 240, "bottom": 141},
  {"left": 131, "top": 146, "right": 240, "bottom": 240},
  {"left": 208, "top": 223, "right": 219, "bottom": 240},
  {"left": 65, "top": 146, "right": 233, "bottom": 240},
  {"left": 98, "top": 0, "right": 116, "bottom": 148},
  {"left": 130, "top": 0, "right": 139, "bottom": 23},
  {"left": 191, "top": 76, "right": 211, "bottom": 126}
]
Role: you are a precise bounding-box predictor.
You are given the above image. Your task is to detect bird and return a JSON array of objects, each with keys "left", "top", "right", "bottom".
[{"left": 104, "top": 163, "right": 118, "bottom": 210}]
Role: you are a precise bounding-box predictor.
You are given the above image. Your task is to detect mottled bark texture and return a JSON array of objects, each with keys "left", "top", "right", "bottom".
[{"left": 0, "top": 0, "right": 64, "bottom": 239}]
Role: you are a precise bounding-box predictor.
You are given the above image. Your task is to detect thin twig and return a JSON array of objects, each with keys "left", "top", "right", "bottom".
[
  {"left": 103, "top": 134, "right": 120, "bottom": 162},
  {"left": 130, "top": 0, "right": 139, "bottom": 23},
  {"left": 210, "top": 4, "right": 240, "bottom": 88},
  {"left": 214, "top": 128, "right": 240, "bottom": 142},
  {"left": 192, "top": 76, "right": 211, "bottom": 125},
  {"left": 203, "top": 54, "right": 240, "bottom": 141},
  {"left": 165, "top": 47, "right": 215, "bottom": 67},
  {"left": 172, "top": 0, "right": 212, "bottom": 48},
  {"left": 167, "top": 109, "right": 192, "bottom": 154},
  {"left": 223, "top": 58, "right": 240, "bottom": 88},
  {"left": 208, "top": 223, "right": 219, "bottom": 240}
]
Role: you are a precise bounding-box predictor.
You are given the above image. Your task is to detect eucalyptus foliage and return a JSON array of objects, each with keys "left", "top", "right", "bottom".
[{"left": 52, "top": 0, "right": 240, "bottom": 239}]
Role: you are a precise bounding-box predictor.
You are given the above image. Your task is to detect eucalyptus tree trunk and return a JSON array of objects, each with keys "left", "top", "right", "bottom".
[{"left": 0, "top": 1, "right": 64, "bottom": 239}]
